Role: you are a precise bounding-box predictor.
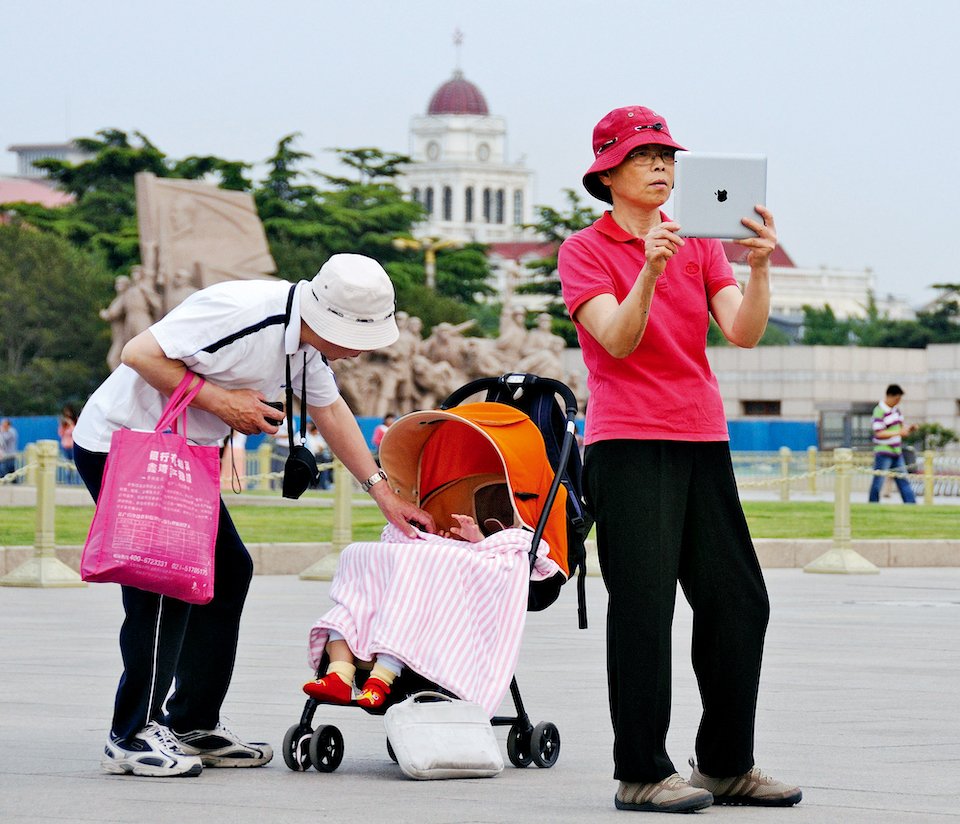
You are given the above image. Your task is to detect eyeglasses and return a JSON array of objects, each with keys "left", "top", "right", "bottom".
[{"left": 626, "top": 146, "right": 677, "bottom": 166}]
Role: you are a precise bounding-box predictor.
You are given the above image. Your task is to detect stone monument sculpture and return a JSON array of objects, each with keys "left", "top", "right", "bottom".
[
  {"left": 516, "top": 312, "right": 567, "bottom": 380},
  {"left": 100, "top": 173, "right": 277, "bottom": 368},
  {"left": 331, "top": 305, "right": 586, "bottom": 416}
]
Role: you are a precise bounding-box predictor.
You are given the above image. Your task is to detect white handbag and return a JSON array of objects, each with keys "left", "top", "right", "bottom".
[{"left": 383, "top": 691, "right": 504, "bottom": 780}]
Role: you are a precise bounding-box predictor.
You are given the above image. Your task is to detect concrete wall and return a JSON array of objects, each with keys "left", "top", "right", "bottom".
[{"left": 564, "top": 344, "right": 960, "bottom": 434}]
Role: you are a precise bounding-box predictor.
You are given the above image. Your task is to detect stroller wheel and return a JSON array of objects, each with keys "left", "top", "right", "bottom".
[
  {"left": 386, "top": 737, "right": 398, "bottom": 763},
  {"left": 309, "top": 725, "right": 344, "bottom": 772},
  {"left": 531, "top": 721, "right": 561, "bottom": 768},
  {"left": 506, "top": 723, "right": 533, "bottom": 768},
  {"left": 282, "top": 723, "right": 313, "bottom": 771}
]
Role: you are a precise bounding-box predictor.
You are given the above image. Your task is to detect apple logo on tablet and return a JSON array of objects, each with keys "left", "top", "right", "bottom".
[{"left": 715, "top": 189, "right": 728, "bottom": 202}]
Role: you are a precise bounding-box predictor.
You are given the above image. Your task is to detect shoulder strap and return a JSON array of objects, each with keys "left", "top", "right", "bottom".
[{"left": 285, "top": 352, "right": 308, "bottom": 446}]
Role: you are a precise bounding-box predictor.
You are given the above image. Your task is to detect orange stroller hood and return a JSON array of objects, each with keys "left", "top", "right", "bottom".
[{"left": 378, "top": 402, "right": 569, "bottom": 577}]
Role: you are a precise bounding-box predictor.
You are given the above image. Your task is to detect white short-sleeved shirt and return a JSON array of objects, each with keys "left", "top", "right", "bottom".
[{"left": 74, "top": 279, "right": 340, "bottom": 452}]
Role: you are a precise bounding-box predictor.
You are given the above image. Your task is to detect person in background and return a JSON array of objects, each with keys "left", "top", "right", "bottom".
[
  {"left": 0, "top": 418, "right": 18, "bottom": 479},
  {"left": 305, "top": 420, "right": 332, "bottom": 490},
  {"left": 372, "top": 412, "right": 395, "bottom": 458},
  {"left": 72, "top": 253, "right": 434, "bottom": 779},
  {"left": 558, "top": 105, "right": 801, "bottom": 813},
  {"left": 869, "top": 383, "right": 917, "bottom": 504},
  {"left": 58, "top": 405, "right": 78, "bottom": 460}
]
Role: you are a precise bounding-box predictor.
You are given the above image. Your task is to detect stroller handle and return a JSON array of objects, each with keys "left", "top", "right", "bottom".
[{"left": 441, "top": 373, "right": 579, "bottom": 418}]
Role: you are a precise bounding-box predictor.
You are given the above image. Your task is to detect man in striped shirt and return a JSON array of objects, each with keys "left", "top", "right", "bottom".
[{"left": 868, "top": 384, "right": 917, "bottom": 503}]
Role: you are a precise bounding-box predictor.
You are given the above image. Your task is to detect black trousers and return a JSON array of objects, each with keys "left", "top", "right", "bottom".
[
  {"left": 583, "top": 440, "right": 770, "bottom": 784},
  {"left": 75, "top": 443, "right": 254, "bottom": 742}
]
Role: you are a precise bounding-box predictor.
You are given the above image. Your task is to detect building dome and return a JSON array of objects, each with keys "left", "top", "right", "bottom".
[{"left": 427, "top": 70, "right": 489, "bottom": 115}]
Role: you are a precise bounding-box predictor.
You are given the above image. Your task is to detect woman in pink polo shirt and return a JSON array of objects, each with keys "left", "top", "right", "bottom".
[{"left": 558, "top": 106, "right": 801, "bottom": 814}]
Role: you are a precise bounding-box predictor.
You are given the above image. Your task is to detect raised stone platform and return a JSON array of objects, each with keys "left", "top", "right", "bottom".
[{"left": 2, "top": 537, "right": 957, "bottom": 579}]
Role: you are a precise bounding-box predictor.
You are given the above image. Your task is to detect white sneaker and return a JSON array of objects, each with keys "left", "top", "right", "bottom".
[
  {"left": 101, "top": 722, "right": 203, "bottom": 777},
  {"left": 172, "top": 721, "right": 273, "bottom": 767}
]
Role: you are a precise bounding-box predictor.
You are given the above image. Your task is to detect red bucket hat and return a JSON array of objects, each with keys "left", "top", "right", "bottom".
[{"left": 582, "top": 106, "right": 686, "bottom": 203}]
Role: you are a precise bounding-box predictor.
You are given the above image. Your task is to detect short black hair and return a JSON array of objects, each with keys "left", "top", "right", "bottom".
[{"left": 886, "top": 384, "right": 904, "bottom": 396}]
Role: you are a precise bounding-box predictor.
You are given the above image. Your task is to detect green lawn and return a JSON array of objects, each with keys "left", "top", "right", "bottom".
[{"left": 0, "top": 500, "right": 957, "bottom": 545}]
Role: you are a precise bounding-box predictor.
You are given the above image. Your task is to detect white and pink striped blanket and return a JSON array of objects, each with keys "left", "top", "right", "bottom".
[{"left": 307, "top": 524, "right": 560, "bottom": 717}]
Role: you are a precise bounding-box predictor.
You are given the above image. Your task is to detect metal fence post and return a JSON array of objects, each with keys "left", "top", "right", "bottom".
[
  {"left": 24, "top": 442, "right": 38, "bottom": 488},
  {"left": 804, "top": 447, "right": 879, "bottom": 574},
  {"left": 300, "top": 457, "right": 353, "bottom": 581},
  {"left": 779, "top": 446, "right": 791, "bottom": 502},
  {"left": 1, "top": 440, "right": 85, "bottom": 588},
  {"left": 923, "top": 449, "right": 934, "bottom": 506},
  {"left": 256, "top": 442, "right": 272, "bottom": 491}
]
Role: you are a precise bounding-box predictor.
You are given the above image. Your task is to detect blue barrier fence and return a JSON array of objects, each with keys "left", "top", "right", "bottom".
[{"left": 5, "top": 415, "right": 818, "bottom": 455}]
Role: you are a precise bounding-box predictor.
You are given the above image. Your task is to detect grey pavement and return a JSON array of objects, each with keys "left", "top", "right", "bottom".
[{"left": 2, "top": 569, "right": 959, "bottom": 823}]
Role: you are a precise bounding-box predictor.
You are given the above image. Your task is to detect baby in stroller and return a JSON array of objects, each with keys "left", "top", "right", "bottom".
[
  {"left": 303, "top": 512, "right": 511, "bottom": 709},
  {"left": 299, "top": 401, "right": 570, "bottom": 719}
]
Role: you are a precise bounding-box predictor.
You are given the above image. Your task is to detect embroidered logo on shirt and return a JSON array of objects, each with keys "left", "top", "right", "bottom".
[{"left": 685, "top": 262, "right": 700, "bottom": 275}]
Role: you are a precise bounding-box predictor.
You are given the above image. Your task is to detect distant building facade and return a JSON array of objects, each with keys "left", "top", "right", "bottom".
[
  {"left": 397, "top": 67, "right": 915, "bottom": 323},
  {"left": 398, "top": 70, "right": 534, "bottom": 245},
  {"left": 7, "top": 142, "right": 90, "bottom": 178}
]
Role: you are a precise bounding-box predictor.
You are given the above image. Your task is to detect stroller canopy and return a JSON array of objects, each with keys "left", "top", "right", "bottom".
[{"left": 378, "top": 402, "right": 569, "bottom": 576}]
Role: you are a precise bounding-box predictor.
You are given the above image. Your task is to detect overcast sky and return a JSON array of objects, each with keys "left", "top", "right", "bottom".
[{"left": 3, "top": 0, "right": 957, "bottom": 307}]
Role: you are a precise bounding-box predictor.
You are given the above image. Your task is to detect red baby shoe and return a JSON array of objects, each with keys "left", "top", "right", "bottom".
[
  {"left": 355, "top": 677, "right": 391, "bottom": 709},
  {"left": 303, "top": 674, "right": 352, "bottom": 705}
]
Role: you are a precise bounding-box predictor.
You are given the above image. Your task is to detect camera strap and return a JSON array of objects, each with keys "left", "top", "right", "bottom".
[{"left": 284, "top": 352, "right": 308, "bottom": 447}]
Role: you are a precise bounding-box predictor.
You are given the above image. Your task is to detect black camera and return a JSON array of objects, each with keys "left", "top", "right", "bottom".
[{"left": 264, "top": 400, "right": 284, "bottom": 426}]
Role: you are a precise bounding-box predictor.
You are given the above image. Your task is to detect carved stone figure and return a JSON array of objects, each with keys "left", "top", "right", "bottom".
[
  {"left": 100, "top": 275, "right": 131, "bottom": 372},
  {"left": 125, "top": 266, "right": 162, "bottom": 339},
  {"left": 165, "top": 266, "right": 201, "bottom": 313},
  {"left": 495, "top": 304, "right": 529, "bottom": 362},
  {"left": 516, "top": 313, "right": 567, "bottom": 380},
  {"left": 331, "top": 304, "right": 584, "bottom": 416},
  {"left": 392, "top": 312, "right": 421, "bottom": 414}
]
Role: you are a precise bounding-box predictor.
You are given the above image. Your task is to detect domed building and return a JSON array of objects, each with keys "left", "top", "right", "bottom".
[{"left": 400, "top": 69, "right": 534, "bottom": 244}]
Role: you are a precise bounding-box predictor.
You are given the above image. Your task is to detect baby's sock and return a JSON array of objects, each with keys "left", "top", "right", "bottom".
[
  {"left": 327, "top": 659, "right": 356, "bottom": 687},
  {"left": 369, "top": 662, "right": 398, "bottom": 685}
]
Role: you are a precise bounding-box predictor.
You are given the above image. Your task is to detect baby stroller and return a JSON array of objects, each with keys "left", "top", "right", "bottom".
[{"left": 282, "top": 373, "right": 590, "bottom": 774}]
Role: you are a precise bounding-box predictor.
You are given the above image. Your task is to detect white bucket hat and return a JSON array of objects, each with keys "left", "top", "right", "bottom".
[{"left": 300, "top": 254, "right": 399, "bottom": 350}]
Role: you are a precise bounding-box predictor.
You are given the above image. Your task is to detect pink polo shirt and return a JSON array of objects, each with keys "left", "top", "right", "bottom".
[{"left": 558, "top": 211, "right": 738, "bottom": 444}]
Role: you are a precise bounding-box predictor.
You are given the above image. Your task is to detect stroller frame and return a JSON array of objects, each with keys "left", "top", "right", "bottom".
[{"left": 282, "top": 373, "right": 582, "bottom": 774}]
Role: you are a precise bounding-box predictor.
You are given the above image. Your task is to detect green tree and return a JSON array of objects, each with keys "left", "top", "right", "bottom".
[
  {"left": 390, "top": 283, "right": 475, "bottom": 334},
  {"left": 4, "top": 129, "right": 251, "bottom": 274},
  {"left": 798, "top": 291, "right": 960, "bottom": 349},
  {"left": 518, "top": 189, "right": 600, "bottom": 346},
  {"left": 915, "top": 300, "right": 960, "bottom": 345},
  {"left": 315, "top": 146, "right": 426, "bottom": 259},
  {"left": 904, "top": 422, "right": 959, "bottom": 451},
  {"left": 798, "top": 304, "right": 853, "bottom": 345},
  {"left": 253, "top": 134, "right": 333, "bottom": 282},
  {"left": 0, "top": 224, "right": 113, "bottom": 413}
]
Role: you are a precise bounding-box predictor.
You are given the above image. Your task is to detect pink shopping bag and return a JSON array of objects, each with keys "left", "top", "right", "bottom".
[{"left": 80, "top": 373, "right": 221, "bottom": 604}]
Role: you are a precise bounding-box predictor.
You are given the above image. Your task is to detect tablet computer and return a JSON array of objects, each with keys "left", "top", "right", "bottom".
[{"left": 672, "top": 152, "right": 767, "bottom": 240}]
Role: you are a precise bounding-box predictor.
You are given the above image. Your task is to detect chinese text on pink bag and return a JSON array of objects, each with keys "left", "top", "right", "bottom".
[{"left": 80, "top": 373, "right": 221, "bottom": 604}]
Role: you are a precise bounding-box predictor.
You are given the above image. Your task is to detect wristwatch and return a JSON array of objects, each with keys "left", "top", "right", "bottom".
[{"left": 361, "top": 469, "right": 388, "bottom": 493}]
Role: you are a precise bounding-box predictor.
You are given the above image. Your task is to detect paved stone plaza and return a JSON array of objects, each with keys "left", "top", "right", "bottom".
[{"left": 1, "top": 569, "right": 958, "bottom": 823}]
